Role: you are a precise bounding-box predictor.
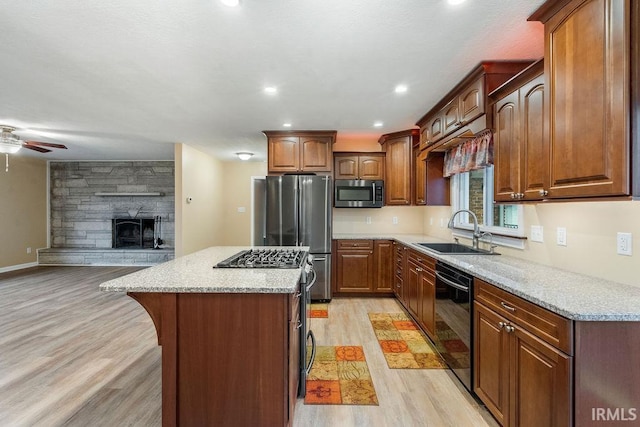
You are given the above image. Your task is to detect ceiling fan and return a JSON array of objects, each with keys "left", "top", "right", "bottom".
[{"left": 0, "top": 125, "right": 68, "bottom": 172}]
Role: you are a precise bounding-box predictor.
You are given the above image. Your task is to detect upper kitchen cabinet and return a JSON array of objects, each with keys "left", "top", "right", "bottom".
[
  {"left": 379, "top": 129, "right": 418, "bottom": 206},
  {"left": 416, "top": 61, "right": 533, "bottom": 151},
  {"left": 491, "top": 60, "right": 548, "bottom": 202},
  {"left": 414, "top": 149, "right": 450, "bottom": 206},
  {"left": 264, "top": 130, "right": 336, "bottom": 174},
  {"left": 334, "top": 153, "right": 385, "bottom": 180},
  {"left": 530, "top": 0, "right": 638, "bottom": 199}
]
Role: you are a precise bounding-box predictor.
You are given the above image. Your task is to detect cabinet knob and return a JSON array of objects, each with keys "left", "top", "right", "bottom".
[
  {"left": 505, "top": 325, "right": 515, "bottom": 333},
  {"left": 416, "top": 267, "right": 423, "bottom": 272},
  {"left": 539, "top": 189, "right": 549, "bottom": 197},
  {"left": 498, "top": 321, "right": 506, "bottom": 329},
  {"left": 510, "top": 193, "right": 516, "bottom": 199}
]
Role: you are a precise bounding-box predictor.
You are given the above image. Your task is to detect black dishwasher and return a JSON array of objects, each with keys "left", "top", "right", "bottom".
[{"left": 434, "top": 261, "right": 474, "bottom": 393}]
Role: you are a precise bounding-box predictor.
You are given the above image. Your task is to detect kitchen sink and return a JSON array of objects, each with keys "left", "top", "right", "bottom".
[{"left": 417, "top": 242, "right": 499, "bottom": 255}]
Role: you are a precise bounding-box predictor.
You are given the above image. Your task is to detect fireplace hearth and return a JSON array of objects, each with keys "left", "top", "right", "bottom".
[{"left": 112, "top": 218, "right": 156, "bottom": 249}]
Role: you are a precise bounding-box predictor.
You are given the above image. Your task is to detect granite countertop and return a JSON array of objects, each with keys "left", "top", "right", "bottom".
[
  {"left": 99, "top": 246, "right": 308, "bottom": 294},
  {"left": 334, "top": 233, "right": 640, "bottom": 321}
]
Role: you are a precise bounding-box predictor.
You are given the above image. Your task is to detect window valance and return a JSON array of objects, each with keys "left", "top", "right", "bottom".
[{"left": 443, "top": 130, "right": 493, "bottom": 177}]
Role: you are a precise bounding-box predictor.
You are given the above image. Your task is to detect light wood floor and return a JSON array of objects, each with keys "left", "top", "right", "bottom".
[{"left": 0, "top": 267, "right": 497, "bottom": 427}]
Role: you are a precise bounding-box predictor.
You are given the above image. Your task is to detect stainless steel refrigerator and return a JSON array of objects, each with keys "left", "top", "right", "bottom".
[{"left": 264, "top": 175, "right": 332, "bottom": 301}]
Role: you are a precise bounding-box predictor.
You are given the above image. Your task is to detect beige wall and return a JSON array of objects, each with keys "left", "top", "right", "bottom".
[
  {"left": 0, "top": 156, "right": 48, "bottom": 270},
  {"left": 174, "top": 144, "right": 225, "bottom": 256},
  {"left": 423, "top": 201, "right": 640, "bottom": 288},
  {"left": 333, "top": 206, "right": 425, "bottom": 235},
  {"left": 219, "top": 161, "right": 268, "bottom": 246}
]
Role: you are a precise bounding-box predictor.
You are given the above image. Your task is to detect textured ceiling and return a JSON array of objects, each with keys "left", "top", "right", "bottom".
[{"left": 0, "top": 0, "right": 546, "bottom": 162}]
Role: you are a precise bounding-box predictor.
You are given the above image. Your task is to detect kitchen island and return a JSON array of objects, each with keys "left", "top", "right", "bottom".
[{"left": 100, "top": 246, "right": 307, "bottom": 427}]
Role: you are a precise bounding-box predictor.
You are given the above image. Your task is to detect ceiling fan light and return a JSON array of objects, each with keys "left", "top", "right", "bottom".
[
  {"left": 0, "top": 130, "right": 22, "bottom": 154},
  {"left": 236, "top": 152, "right": 253, "bottom": 161}
]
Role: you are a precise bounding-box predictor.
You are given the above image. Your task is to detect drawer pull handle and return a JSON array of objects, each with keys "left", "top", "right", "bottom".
[
  {"left": 501, "top": 302, "right": 516, "bottom": 312},
  {"left": 295, "top": 292, "right": 302, "bottom": 298},
  {"left": 296, "top": 320, "right": 303, "bottom": 329}
]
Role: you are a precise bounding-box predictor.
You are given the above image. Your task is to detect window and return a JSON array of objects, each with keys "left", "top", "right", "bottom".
[{"left": 450, "top": 165, "right": 524, "bottom": 243}]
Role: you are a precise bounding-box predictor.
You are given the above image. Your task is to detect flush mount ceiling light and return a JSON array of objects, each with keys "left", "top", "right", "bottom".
[
  {"left": 236, "top": 152, "right": 253, "bottom": 160},
  {"left": 447, "top": 0, "right": 466, "bottom": 4},
  {"left": 283, "top": 123, "right": 292, "bottom": 128},
  {"left": 394, "top": 84, "right": 408, "bottom": 94},
  {"left": 264, "top": 86, "right": 278, "bottom": 95},
  {"left": 221, "top": 0, "right": 240, "bottom": 7},
  {"left": 373, "top": 122, "right": 384, "bottom": 128}
]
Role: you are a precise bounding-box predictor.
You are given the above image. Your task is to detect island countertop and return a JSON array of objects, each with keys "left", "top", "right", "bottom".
[
  {"left": 334, "top": 233, "right": 640, "bottom": 321},
  {"left": 99, "top": 246, "right": 308, "bottom": 294}
]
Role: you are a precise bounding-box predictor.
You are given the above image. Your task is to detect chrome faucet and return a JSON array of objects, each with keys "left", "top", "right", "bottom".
[{"left": 448, "top": 209, "right": 483, "bottom": 249}]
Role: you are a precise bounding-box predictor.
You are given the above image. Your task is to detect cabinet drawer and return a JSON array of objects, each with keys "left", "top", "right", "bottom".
[
  {"left": 475, "top": 279, "right": 573, "bottom": 355},
  {"left": 407, "top": 250, "right": 436, "bottom": 271},
  {"left": 337, "top": 240, "right": 373, "bottom": 250}
]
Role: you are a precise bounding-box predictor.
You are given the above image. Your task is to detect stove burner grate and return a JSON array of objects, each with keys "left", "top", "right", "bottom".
[{"left": 215, "top": 248, "right": 307, "bottom": 269}]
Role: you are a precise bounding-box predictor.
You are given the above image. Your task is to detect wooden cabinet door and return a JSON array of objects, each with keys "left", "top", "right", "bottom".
[
  {"left": 384, "top": 136, "right": 412, "bottom": 205},
  {"left": 493, "top": 90, "right": 521, "bottom": 202},
  {"left": 373, "top": 240, "right": 393, "bottom": 292},
  {"left": 425, "top": 152, "right": 450, "bottom": 206},
  {"left": 358, "top": 155, "right": 385, "bottom": 180},
  {"left": 300, "top": 137, "right": 332, "bottom": 172},
  {"left": 334, "top": 155, "right": 359, "bottom": 179},
  {"left": 443, "top": 98, "right": 461, "bottom": 135},
  {"left": 429, "top": 115, "right": 444, "bottom": 143},
  {"left": 405, "top": 259, "right": 420, "bottom": 317},
  {"left": 510, "top": 324, "right": 572, "bottom": 427},
  {"left": 393, "top": 242, "right": 404, "bottom": 299},
  {"left": 520, "top": 74, "right": 549, "bottom": 200},
  {"left": 459, "top": 77, "right": 484, "bottom": 124},
  {"left": 474, "top": 302, "right": 510, "bottom": 426},
  {"left": 414, "top": 148, "right": 427, "bottom": 205},
  {"left": 268, "top": 137, "right": 300, "bottom": 172},
  {"left": 418, "top": 269, "right": 436, "bottom": 337},
  {"left": 336, "top": 250, "right": 373, "bottom": 292},
  {"left": 545, "top": 0, "right": 630, "bottom": 198}
]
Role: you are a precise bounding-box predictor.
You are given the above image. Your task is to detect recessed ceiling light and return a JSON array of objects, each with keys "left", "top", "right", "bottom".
[
  {"left": 221, "top": 0, "right": 240, "bottom": 7},
  {"left": 394, "top": 84, "right": 408, "bottom": 94},
  {"left": 373, "top": 122, "right": 384, "bottom": 128},
  {"left": 447, "top": 0, "right": 466, "bottom": 4},
  {"left": 264, "top": 86, "right": 277, "bottom": 95},
  {"left": 283, "top": 123, "right": 292, "bottom": 128}
]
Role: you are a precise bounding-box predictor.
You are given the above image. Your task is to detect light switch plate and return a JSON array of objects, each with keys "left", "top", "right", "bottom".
[
  {"left": 617, "top": 232, "right": 632, "bottom": 256},
  {"left": 392, "top": 216, "right": 399, "bottom": 225},
  {"left": 366, "top": 216, "right": 372, "bottom": 224},
  {"left": 530, "top": 225, "right": 544, "bottom": 243},
  {"left": 557, "top": 227, "right": 567, "bottom": 246}
]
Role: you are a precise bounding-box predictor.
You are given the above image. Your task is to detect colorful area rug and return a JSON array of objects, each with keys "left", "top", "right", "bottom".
[
  {"left": 304, "top": 346, "right": 378, "bottom": 405},
  {"left": 368, "top": 312, "right": 447, "bottom": 369},
  {"left": 310, "top": 303, "right": 329, "bottom": 318}
]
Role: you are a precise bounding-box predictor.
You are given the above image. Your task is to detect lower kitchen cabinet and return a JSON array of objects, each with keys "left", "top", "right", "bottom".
[
  {"left": 335, "top": 240, "right": 374, "bottom": 293},
  {"left": 474, "top": 279, "right": 572, "bottom": 427},
  {"left": 373, "top": 240, "right": 394, "bottom": 292},
  {"left": 334, "top": 239, "right": 395, "bottom": 295},
  {"left": 392, "top": 241, "right": 406, "bottom": 299},
  {"left": 402, "top": 249, "right": 436, "bottom": 338}
]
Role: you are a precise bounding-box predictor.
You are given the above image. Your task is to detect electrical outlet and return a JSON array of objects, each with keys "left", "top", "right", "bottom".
[
  {"left": 557, "top": 227, "right": 567, "bottom": 246},
  {"left": 26, "top": 247, "right": 32, "bottom": 254},
  {"left": 617, "top": 232, "right": 632, "bottom": 256},
  {"left": 392, "top": 216, "right": 398, "bottom": 225},
  {"left": 530, "top": 225, "right": 544, "bottom": 243},
  {"left": 366, "top": 216, "right": 372, "bottom": 225}
]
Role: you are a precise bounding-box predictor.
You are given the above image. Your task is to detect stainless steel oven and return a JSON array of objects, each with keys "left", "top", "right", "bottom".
[
  {"left": 434, "top": 261, "right": 474, "bottom": 393},
  {"left": 299, "top": 256, "right": 317, "bottom": 397}
]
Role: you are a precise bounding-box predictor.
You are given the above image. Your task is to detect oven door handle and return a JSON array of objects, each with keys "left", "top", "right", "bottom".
[
  {"left": 435, "top": 271, "right": 469, "bottom": 292},
  {"left": 305, "top": 268, "right": 317, "bottom": 292},
  {"left": 305, "top": 330, "right": 317, "bottom": 375}
]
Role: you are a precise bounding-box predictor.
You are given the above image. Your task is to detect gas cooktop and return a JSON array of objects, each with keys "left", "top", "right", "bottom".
[{"left": 215, "top": 248, "right": 308, "bottom": 269}]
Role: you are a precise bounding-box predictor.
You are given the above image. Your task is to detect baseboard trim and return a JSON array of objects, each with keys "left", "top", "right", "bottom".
[{"left": 0, "top": 262, "right": 39, "bottom": 274}]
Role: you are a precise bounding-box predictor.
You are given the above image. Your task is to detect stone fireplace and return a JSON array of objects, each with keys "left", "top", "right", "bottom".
[{"left": 112, "top": 217, "right": 156, "bottom": 249}]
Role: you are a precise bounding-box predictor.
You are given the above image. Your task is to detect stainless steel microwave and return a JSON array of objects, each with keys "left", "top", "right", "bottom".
[{"left": 334, "top": 180, "right": 384, "bottom": 208}]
